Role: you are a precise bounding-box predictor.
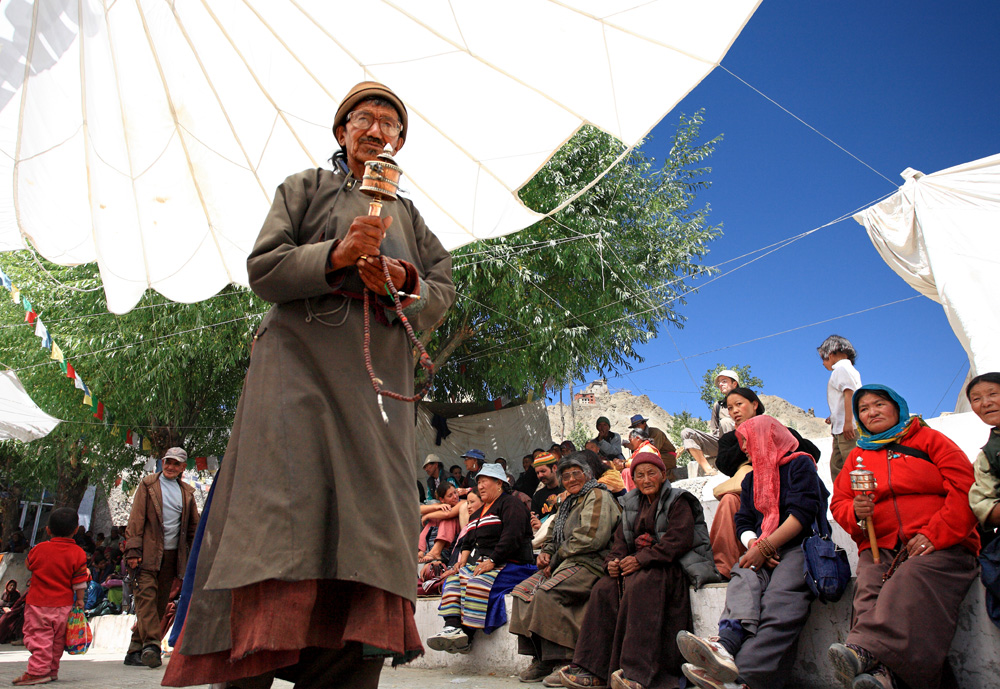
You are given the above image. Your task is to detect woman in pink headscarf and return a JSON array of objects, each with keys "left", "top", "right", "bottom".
[{"left": 676, "top": 415, "right": 827, "bottom": 689}]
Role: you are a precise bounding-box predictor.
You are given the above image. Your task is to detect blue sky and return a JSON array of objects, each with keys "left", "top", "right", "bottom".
[{"left": 556, "top": 1, "right": 1000, "bottom": 420}]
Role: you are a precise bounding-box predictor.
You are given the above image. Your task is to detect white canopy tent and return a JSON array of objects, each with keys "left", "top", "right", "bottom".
[
  {"left": 854, "top": 153, "right": 1000, "bottom": 410},
  {"left": 0, "top": 0, "right": 760, "bottom": 313},
  {"left": 0, "top": 369, "right": 60, "bottom": 441}
]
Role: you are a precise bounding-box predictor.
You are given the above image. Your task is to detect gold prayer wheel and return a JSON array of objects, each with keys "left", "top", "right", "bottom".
[{"left": 360, "top": 144, "right": 403, "bottom": 217}]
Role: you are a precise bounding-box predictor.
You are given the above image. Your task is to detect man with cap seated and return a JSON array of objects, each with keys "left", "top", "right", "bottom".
[
  {"left": 162, "top": 81, "right": 455, "bottom": 689},
  {"left": 423, "top": 454, "right": 457, "bottom": 503},
  {"left": 528, "top": 452, "right": 563, "bottom": 534},
  {"left": 461, "top": 448, "right": 486, "bottom": 486},
  {"left": 680, "top": 369, "right": 740, "bottom": 477},
  {"left": 629, "top": 414, "right": 677, "bottom": 474}
]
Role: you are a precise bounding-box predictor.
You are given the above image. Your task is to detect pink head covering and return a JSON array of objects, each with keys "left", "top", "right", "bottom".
[{"left": 735, "top": 415, "right": 811, "bottom": 538}]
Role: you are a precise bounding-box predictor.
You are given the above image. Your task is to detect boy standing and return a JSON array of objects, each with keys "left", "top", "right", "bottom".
[
  {"left": 818, "top": 335, "right": 862, "bottom": 481},
  {"left": 15, "top": 507, "right": 89, "bottom": 686}
]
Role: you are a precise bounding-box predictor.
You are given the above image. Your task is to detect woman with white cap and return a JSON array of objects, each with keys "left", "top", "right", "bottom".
[{"left": 427, "top": 463, "right": 535, "bottom": 653}]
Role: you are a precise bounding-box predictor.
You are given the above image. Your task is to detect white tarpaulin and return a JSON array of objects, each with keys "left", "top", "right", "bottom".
[
  {"left": 416, "top": 401, "right": 552, "bottom": 477},
  {"left": 0, "top": 0, "right": 760, "bottom": 313},
  {"left": 0, "top": 369, "right": 60, "bottom": 441},
  {"left": 854, "top": 153, "right": 1000, "bottom": 410}
]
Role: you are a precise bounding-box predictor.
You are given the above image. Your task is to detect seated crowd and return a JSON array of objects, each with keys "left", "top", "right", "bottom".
[{"left": 413, "top": 369, "right": 1000, "bottom": 689}]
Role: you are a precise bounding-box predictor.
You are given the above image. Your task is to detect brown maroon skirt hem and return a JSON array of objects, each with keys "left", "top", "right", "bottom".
[{"left": 161, "top": 580, "right": 423, "bottom": 687}]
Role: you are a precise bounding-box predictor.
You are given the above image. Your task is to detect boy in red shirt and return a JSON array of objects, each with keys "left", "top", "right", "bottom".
[{"left": 14, "top": 507, "right": 89, "bottom": 686}]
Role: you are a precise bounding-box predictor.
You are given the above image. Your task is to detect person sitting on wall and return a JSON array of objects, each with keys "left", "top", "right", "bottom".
[
  {"left": 681, "top": 370, "right": 741, "bottom": 477},
  {"left": 593, "top": 417, "right": 624, "bottom": 463},
  {"left": 511, "top": 452, "right": 622, "bottom": 684},
  {"left": 629, "top": 415, "right": 677, "bottom": 477}
]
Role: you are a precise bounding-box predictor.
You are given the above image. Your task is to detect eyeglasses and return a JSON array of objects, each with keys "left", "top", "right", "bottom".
[
  {"left": 561, "top": 470, "right": 587, "bottom": 480},
  {"left": 347, "top": 110, "right": 402, "bottom": 138}
]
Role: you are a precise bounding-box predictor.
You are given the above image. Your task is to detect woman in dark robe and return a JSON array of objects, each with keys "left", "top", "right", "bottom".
[
  {"left": 510, "top": 451, "right": 621, "bottom": 684},
  {"left": 1, "top": 580, "right": 20, "bottom": 613},
  {"left": 561, "top": 451, "right": 716, "bottom": 689}
]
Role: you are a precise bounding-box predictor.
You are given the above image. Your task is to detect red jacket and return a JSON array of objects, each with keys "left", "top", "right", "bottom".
[
  {"left": 25, "top": 537, "right": 89, "bottom": 607},
  {"left": 831, "top": 424, "right": 979, "bottom": 555}
]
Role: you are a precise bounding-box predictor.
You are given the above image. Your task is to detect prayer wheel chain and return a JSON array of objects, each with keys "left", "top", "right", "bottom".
[{"left": 363, "top": 256, "right": 434, "bottom": 408}]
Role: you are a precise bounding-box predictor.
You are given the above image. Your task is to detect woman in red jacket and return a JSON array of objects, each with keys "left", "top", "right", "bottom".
[{"left": 828, "top": 384, "right": 979, "bottom": 689}]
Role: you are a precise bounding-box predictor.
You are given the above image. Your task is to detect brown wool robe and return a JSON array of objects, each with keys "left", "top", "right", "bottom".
[
  {"left": 573, "top": 497, "right": 694, "bottom": 689},
  {"left": 165, "top": 167, "right": 454, "bottom": 684},
  {"left": 510, "top": 486, "right": 621, "bottom": 658}
]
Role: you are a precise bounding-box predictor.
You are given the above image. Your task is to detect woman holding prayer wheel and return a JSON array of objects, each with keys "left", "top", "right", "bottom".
[{"left": 828, "top": 384, "right": 980, "bottom": 689}]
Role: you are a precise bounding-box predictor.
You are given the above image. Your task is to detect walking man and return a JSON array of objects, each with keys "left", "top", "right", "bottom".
[{"left": 124, "top": 447, "right": 199, "bottom": 668}]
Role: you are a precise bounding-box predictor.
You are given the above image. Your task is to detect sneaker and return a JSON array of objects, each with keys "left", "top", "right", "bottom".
[
  {"left": 676, "top": 631, "right": 739, "bottom": 683},
  {"left": 123, "top": 651, "right": 144, "bottom": 667},
  {"left": 610, "top": 669, "right": 645, "bottom": 689},
  {"left": 559, "top": 664, "right": 607, "bottom": 689},
  {"left": 828, "top": 643, "right": 877, "bottom": 687},
  {"left": 426, "top": 626, "right": 469, "bottom": 653},
  {"left": 140, "top": 645, "right": 162, "bottom": 669},
  {"left": 11, "top": 674, "right": 51, "bottom": 686},
  {"left": 520, "top": 659, "right": 555, "bottom": 683},
  {"left": 682, "top": 664, "right": 745, "bottom": 689}
]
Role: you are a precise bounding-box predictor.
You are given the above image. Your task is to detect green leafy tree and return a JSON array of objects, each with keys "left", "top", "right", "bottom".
[
  {"left": 699, "top": 364, "right": 763, "bottom": 409},
  {"left": 568, "top": 422, "right": 591, "bottom": 450},
  {"left": 424, "top": 113, "right": 722, "bottom": 403},
  {"left": 667, "top": 411, "right": 708, "bottom": 464},
  {"left": 0, "top": 253, "right": 265, "bottom": 506}
]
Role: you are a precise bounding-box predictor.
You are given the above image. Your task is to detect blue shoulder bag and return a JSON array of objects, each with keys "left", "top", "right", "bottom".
[{"left": 801, "top": 474, "right": 851, "bottom": 603}]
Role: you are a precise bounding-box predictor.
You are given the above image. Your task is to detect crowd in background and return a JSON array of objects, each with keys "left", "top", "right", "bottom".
[{"left": 413, "top": 336, "right": 1000, "bottom": 689}]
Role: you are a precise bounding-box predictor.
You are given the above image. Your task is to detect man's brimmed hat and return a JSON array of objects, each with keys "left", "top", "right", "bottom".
[
  {"left": 333, "top": 81, "right": 408, "bottom": 140},
  {"left": 716, "top": 369, "right": 740, "bottom": 385},
  {"left": 163, "top": 447, "right": 187, "bottom": 463},
  {"left": 423, "top": 454, "right": 442, "bottom": 468},
  {"left": 628, "top": 414, "right": 648, "bottom": 428}
]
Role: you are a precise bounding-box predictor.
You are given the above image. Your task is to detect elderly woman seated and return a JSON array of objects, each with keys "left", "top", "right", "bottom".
[
  {"left": 678, "top": 415, "right": 826, "bottom": 689},
  {"left": 510, "top": 451, "right": 622, "bottom": 684},
  {"left": 560, "top": 451, "right": 717, "bottom": 689},
  {"left": 426, "top": 463, "right": 535, "bottom": 654},
  {"left": 828, "top": 384, "right": 979, "bottom": 689}
]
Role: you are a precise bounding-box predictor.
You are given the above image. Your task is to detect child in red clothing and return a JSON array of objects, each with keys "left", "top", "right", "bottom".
[{"left": 14, "top": 508, "right": 89, "bottom": 686}]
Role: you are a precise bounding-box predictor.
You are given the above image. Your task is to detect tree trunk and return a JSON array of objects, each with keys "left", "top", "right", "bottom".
[
  {"left": 54, "top": 450, "right": 89, "bottom": 510},
  {"left": 559, "top": 389, "right": 565, "bottom": 440},
  {"left": 569, "top": 382, "right": 576, "bottom": 430}
]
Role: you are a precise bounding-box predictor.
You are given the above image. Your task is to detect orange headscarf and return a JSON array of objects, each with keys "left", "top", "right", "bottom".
[{"left": 735, "top": 416, "right": 813, "bottom": 537}]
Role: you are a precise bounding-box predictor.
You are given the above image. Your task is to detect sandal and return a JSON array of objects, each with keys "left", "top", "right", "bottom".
[
  {"left": 610, "top": 669, "right": 645, "bottom": 689},
  {"left": 559, "top": 664, "right": 608, "bottom": 689}
]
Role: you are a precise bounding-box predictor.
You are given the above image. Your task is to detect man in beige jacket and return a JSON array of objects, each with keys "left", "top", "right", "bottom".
[{"left": 124, "top": 447, "right": 199, "bottom": 669}]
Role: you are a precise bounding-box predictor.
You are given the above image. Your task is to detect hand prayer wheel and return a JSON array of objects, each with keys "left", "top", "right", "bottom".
[
  {"left": 360, "top": 144, "right": 403, "bottom": 217},
  {"left": 850, "top": 459, "right": 880, "bottom": 563}
]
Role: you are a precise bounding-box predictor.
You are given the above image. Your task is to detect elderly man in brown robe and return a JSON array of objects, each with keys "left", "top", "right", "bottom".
[{"left": 163, "top": 82, "right": 455, "bottom": 689}]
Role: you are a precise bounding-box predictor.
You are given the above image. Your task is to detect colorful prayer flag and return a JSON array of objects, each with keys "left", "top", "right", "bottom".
[
  {"left": 66, "top": 362, "right": 75, "bottom": 379},
  {"left": 58, "top": 360, "right": 67, "bottom": 375},
  {"left": 25, "top": 310, "right": 36, "bottom": 324},
  {"left": 21, "top": 296, "right": 30, "bottom": 311},
  {"left": 82, "top": 392, "right": 92, "bottom": 407},
  {"left": 142, "top": 437, "right": 152, "bottom": 451},
  {"left": 50, "top": 343, "right": 63, "bottom": 362},
  {"left": 90, "top": 397, "right": 99, "bottom": 414},
  {"left": 195, "top": 456, "right": 208, "bottom": 471},
  {"left": 10, "top": 287, "right": 18, "bottom": 303},
  {"left": 93, "top": 402, "right": 104, "bottom": 420}
]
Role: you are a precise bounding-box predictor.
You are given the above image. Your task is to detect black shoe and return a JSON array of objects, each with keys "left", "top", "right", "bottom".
[
  {"left": 123, "top": 651, "right": 143, "bottom": 666},
  {"left": 140, "top": 645, "right": 162, "bottom": 669}
]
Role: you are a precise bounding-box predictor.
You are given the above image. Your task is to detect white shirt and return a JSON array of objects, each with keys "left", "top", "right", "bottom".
[
  {"left": 159, "top": 474, "right": 183, "bottom": 550},
  {"left": 827, "top": 359, "right": 862, "bottom": 435}
]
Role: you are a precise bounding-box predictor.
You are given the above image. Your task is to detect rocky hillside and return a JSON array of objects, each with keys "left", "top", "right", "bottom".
[
  {"left": 759, "top": 394, "right": 830, "bottom": 439},
  {"left": 547, "top": 384, "right": 830, "bottom": 444}
]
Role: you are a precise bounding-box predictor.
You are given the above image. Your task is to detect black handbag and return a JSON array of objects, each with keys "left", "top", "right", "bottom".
[{"left": 801, "top": 474, "right": 851, "bottom": 603}]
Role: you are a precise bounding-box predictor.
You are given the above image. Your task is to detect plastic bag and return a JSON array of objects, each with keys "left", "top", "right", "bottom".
[{"left": 65, "top": 607, "right": 93, "bottom": 655}]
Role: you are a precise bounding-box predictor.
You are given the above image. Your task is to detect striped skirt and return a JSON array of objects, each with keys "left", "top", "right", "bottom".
[{"left": 438, "top": 564, "right": 503, "bottom": 629}]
